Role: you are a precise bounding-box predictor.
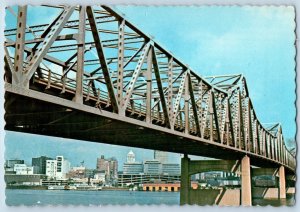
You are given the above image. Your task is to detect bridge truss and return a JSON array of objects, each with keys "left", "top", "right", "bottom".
[{"left": 4, "top": 5, "right": 296, "bottom": 172}]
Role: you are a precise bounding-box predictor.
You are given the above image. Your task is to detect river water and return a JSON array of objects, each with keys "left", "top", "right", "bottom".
[{"left": 5, "top": 189, "right": 295, "bottom": 206}]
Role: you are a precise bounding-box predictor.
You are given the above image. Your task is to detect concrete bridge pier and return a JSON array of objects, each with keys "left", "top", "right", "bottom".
[
  {"left": 180, "top": 155, "right": 247, "bottom": 206},
  {"left": 279, "top": 166, "right": 286, "bottom": 199},
  {"left": 180, "top": 154, "right": 190, "bottom": 205},
  {"left": 252, "top": 166, "right": 287, "bottom": 199},
  {"left": 241, "top": 155, "right": 252, "bottom": 206}
]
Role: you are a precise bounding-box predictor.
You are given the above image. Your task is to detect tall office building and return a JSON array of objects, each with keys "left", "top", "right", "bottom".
[
  {"left": 96, "top": 155, "right": 118, "bottom": 182},
  {"left": 56, "top": 156, "right": 71, "bottom": 179},
  {"left": 154, "top": 150, "right": 168, "bottom": 164},
  {"left": 123, "top": 150, "right": 143, "bottom": 175},
  {"left": 45, "top": 156, "right": 70, "bottom": 179},
  {"left": 32, "top": 156, "right": 52, "bottom": 174}
]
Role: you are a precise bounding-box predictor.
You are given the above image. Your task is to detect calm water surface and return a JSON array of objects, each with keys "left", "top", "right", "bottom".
[{"left": 5, "top": 189, "right": 295, "bottom": 206}]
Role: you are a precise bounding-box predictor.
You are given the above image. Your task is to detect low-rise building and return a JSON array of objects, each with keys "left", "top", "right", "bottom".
[
  {"left": 67, "top": 166, "right": 86, "bottom": 179},
  {"left": 142, "top": 182, "right": 198, "bottom": 192},
  {"left": 13, "top": 164, "right": 34, "bottom": 175},
  {"left": 5, "top": 174, "right": 46, "bottom": 185}
]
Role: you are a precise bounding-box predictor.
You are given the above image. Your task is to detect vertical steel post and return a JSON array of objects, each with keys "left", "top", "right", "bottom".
[
  {"left": 13, "top": 6, "right": 27, "bottom": 85},
  {"left": 255, "top": 121, "right": 259, "bottom": 154},
  {"left": 117, "top": 19, "right": 125, "bottom": 109},
  {"left": 168, "top": 57, "right": 174, "bottom": 129},
  {"left": 209, "top": 91, "right": 214, "bottom": 141},
  {"left": 75, "top": 6, "right": 86, "bottom": 104},
  {"left": 146, "top": 46, "right": 153, "bottom": 124},
  {"left": 247, "top": 101, "right": 253, "bottom": 152},
  {"left": 263, "top": 130, "right": 267, "bottom": 157},
  {"left": 184, "top": 75, "right": 189, "bottom": 134}
]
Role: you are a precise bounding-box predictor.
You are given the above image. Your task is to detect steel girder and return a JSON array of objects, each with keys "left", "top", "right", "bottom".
[{"left": 4, "top": 5, "right": 296, "bottom": 171}]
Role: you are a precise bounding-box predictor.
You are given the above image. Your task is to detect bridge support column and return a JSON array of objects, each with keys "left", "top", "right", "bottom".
[
  {"left": 241, "top": 155, "right": 252, "bottom": 206},
  {"left": 180, "top": 154, "right": 190, "bottom": 205},
  {"left": 279, "top": 166, "right": 286, "bottom": 199}
]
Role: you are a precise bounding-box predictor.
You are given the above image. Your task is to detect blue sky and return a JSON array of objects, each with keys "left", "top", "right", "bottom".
[{"left": 4, "top": 6, "right": 296, "bottom": 168}]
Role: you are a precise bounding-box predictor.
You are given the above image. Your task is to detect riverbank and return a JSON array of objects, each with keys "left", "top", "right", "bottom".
[
  {"left": 6, "top": 185, "right": 48, "bottom": 190},
  {"left": 6, "top": 185, "right": 129, "bottom": 191}
]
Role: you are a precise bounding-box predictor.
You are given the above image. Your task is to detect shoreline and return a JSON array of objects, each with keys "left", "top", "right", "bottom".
[{"left": 6, "top": 185, "right": 130, "bottom": 191}]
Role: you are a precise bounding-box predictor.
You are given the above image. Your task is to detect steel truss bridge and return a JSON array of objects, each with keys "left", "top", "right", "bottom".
[{"left": 4, "top": 5, "right": 296, "bottom": 175}]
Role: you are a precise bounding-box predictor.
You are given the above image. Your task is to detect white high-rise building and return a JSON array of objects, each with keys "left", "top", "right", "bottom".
[
  {"left": 56, "top": 156, "right": 71, "bottom": 179},
  {"left": 46, "top": 160, "right": 57, "bottom": 178},
  {"left": 127, "top": 150, "right": 135, "bottom": 163},
  {"left": 45, "top": 156, "right": 70, "bottom": 179}
]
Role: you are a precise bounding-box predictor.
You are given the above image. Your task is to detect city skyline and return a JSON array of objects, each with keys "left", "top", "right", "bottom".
[{"left": 5, "top": 131, "right": 182, "bottom": 170}]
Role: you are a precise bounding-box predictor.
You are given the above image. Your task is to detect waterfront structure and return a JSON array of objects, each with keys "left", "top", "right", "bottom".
[
  {"left": 118, "top": 173, "right": 181, "bottom": 187},
  {"left": 45, "top": 160, "right": 57, "bottom": 179},
  {"left": 5, "top": 174, "right": 46, "bottom": 185},
  {"left": 13, "top": 164, "right": 34, "bottom": 175},
  {"left": 96, "top": 155, "right": 118, "bottom": 183},
  {"left": 32, "top": 156, "right": 52, "bottom": 174},
  {"left": 154, "top": 151, "right": 168, "bottom": 164},
  {"left": 143, "top": 182, "right": 198, "bottom": 192}
]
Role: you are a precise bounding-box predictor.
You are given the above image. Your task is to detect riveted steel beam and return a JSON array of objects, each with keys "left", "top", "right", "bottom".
[
  {"left": 117, "top": 19, "right": 125, "bottom": 107},
  {"left": 86, "top": 6, "right": 118, "bottom": 113},
  {"left": 146, "top": 46, "right": 153, "bottom": 123},
  {"left": 172, "top": 71, "right": 187, "bottom": 128},
  {"left": 152, "top": 47, "right": 171, "bottom": 128},
  {"left": 188, "top": 73, "right": 201, "bottom": 136},
  {"left": 121, "top": 42, "right": 151, "bottom": 113},
  {"left": 168, "top": 57, "right": 174, "bottom": 129},
  {"left": 74, "top": 6, "right": 86, "bottom": 104},
  {"left": 13, "top": 6, "right": 27, "bottom": 85},
  {"left": 211, "top": 91, "right": 221, "bottom": 143}
]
